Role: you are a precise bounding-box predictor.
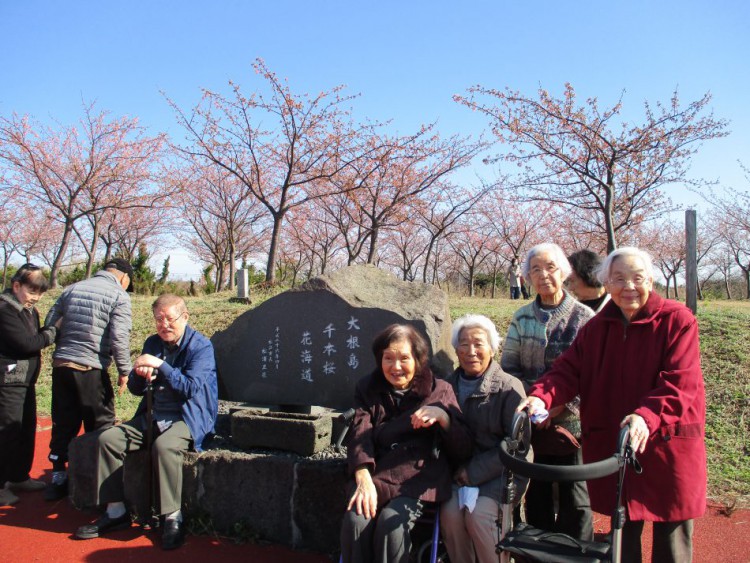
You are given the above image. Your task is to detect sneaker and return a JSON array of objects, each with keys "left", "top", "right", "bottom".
[
  {"left": 0, "top": 488, "right": 19, "bottom": 506},
  {"left": 44, "top": 479, "right": 68, "bottom": 502},
  {"left": 7, "top": 478, "right": 46, "bottom": 492}
]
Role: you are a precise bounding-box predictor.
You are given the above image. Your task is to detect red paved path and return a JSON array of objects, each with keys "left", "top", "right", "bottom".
[{"left": 1, "top": 419, "right": 747, "bottom": 562}]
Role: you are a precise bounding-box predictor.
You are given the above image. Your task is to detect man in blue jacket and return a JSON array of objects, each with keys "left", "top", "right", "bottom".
[{"left": 74, "top": 294, "right": 218, "bottom": 550}]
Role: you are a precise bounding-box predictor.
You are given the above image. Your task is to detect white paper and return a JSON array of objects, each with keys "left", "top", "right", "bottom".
[{"left": 458, "top": 486, "right": 479, "bottom": 513}]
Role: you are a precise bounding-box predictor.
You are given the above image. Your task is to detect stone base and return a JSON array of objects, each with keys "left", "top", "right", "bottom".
[
  {"left": 231, "top": 410, "right": 333, "bottom": 456},
  {"left": 68, "top": 430, "right": 348, "bottom": 553}
]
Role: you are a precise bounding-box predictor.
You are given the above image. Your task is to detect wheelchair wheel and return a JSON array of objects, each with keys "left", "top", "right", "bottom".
[{"left": 415, "top": 538, "right": 449, "bottom": 563}]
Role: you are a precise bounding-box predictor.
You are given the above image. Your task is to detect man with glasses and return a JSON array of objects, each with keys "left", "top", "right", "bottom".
[
  {"left": 44, "top": 258, "right": 134, "bottom": 501},
  {"left": 74, "top": 294, "right": 218, "bottom": 550}
]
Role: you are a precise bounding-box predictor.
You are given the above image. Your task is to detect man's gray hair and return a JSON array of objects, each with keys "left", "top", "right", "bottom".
[
  {"left": 451, "top": 314, "right": 501, "bottom": 353},
  {"left": 522, "top": 243, "right": 572, "bottom": 281},
  {"left": 596, "top": 246, "right": 655, "bottom": 285}
]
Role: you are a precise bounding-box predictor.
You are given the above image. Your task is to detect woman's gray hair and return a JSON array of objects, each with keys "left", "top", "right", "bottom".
[
  {"left": 596, "top": 246, "right": 655, "bottom": 284},
  {"left": 451, "top": 314, "right": 501, "bottom": 353},
  {"left": 522, "top": 243, "right": 572, "bottom": 281}
]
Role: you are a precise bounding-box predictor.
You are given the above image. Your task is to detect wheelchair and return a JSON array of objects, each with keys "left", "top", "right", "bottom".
[{"left": 496, "top": 411, "right": 641, "bottom": 563}]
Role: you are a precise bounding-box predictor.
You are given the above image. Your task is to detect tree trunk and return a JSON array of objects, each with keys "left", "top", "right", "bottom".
[
  {"left": 468, "top": 265, "right": 475, "bottom": 297},
  {"left": 672, "top": 275, "right": 679, "bottom": 300},
  {"left": 49, "top": 220, "right": 75, "bottom": 288},
  {"left": 423, "top": 236, "right": 438, "bottom": 283},
  {"left": 85, "top": 221, "right": 101, "bottom": 279},
  {"left": 265, "top": 212, "right": 285, "bottom": 283},
  {"left": 604, "top": 184, "right": 617, "bottom": 253},
  {"left": 228, "top": 238, "right": 236, "bottom": 291},
  {"left": 367, "top": 226, "right": 379, "bottom": 264}
]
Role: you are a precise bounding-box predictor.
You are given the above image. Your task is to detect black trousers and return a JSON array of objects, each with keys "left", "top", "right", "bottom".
[
  {"left": 49, "top": 366, "right": 115, "bottom": 469},
  {"left": 0, "top": 384, "right": 37, "bottom": 484},
  {"left": 524, "top": 449, "right": 594, "bottom": 542}
]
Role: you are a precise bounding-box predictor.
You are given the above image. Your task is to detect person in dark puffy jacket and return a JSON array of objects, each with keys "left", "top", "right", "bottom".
[
  {"left": 0, "top": 264, "right": 56, "bottom": 506},
  {"left": 43, "top": 257, "right": 133, "bottom": 500}
]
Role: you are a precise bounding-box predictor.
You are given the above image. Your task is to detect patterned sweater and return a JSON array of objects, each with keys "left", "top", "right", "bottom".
[{"left": 501, "top": 290, "right": 593, "bottom": 436}]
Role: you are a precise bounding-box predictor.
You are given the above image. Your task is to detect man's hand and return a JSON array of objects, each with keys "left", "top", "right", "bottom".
[
  {"left": 133, "top": 354, "right": 164, "bottom": 381},
  {"left": 117, "top": 373, "right": 128, "bottom": 395}
]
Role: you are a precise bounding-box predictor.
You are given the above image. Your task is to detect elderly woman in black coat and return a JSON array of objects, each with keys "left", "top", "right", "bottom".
[
  {"left": 340, "top": 324, "right": 472, "bottom": 563},
  {"left": 0, "top": 264, "right": 57, "bottom": 506}
]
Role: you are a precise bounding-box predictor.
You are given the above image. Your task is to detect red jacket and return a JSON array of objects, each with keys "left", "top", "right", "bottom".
[
  {"left": 347, "top": 366, "right": 472, "bottom": 508},
  {"left": 529, "top": 292, "right": 706, "bottom": 522}
]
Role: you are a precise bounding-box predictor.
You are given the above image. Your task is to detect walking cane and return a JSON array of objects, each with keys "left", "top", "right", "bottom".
[{"left": 143, "top": 373, "right": 158, "bottom": 529}]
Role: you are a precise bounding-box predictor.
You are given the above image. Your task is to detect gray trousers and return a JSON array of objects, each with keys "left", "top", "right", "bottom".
[
  {"left": 622, "top": 519, "right": 694, "bottom": 563},
  {"left": 441, "top": 491, "right": 501, "bottom": 563},
  {"left": 340, "top": 496, "right": 425, "bottom": 563},
  {"left": 94, "top": 416, "right": 192, "bottom": 515}
]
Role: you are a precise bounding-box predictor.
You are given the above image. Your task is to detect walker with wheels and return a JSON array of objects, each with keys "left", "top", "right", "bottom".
[{"left": 496, "top": 411, "right": 641, "bottom": 563}]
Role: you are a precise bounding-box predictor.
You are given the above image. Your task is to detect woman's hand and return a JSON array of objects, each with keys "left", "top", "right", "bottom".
[
  {"left": 347, "top": 467, "right": 378, "bottom": 519},
  {"left": 411, "top": 406, "right": 450, "bottom": 431},
  {"left": 516, "top": 396, "right": 550, "bottom": 427},
  {"left": 453, "top": 466, "right": 470, "bottom": 486},
  {"left": 621, "top": 413, "right": 649, "bottom": 454}
]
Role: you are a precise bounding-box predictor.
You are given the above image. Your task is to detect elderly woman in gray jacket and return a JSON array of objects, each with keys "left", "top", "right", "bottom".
[{"left": 440, "top": 314, "right": 529, "bottom": 563}]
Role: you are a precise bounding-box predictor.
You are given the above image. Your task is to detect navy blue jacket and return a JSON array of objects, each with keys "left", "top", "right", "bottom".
[{"left": 128, "top": 325, "right": 218, "bottom": 451}]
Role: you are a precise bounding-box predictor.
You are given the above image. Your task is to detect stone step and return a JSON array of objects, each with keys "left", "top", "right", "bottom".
[{"left": 231, "top": 410, "right": 333, "bottom": 456}]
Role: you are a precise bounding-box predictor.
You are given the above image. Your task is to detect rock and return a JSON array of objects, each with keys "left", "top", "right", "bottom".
[{"left": 212, "top": 264, "right": 456, "bottom": 410}]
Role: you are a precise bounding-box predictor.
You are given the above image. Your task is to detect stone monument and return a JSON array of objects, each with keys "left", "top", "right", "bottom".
[{"left": 211, "top": 264, "right": 456, "bottom": 410}]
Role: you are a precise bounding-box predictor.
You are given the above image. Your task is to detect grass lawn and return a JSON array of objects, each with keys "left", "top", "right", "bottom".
[{"left": 31, "top": 288, "right": 750, "bottom": 508}]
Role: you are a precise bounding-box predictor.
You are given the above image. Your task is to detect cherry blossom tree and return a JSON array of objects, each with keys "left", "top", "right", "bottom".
[
  {"left": 326, "top": 125, "right": 484, "bottom": 265},
  {"left": 174, "top": 162, "right": 268, "bottom": 291},
  {"left": 456, "top": 84, "right": 729, "bottom": 252},
  {"left": 0, "top": 103, "right": 165, "bottom": 286},
  {"left": 167, "top": 59, "right": 369, "bottom": 283}
]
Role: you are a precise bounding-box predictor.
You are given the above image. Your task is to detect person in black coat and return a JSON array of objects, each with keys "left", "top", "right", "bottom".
[{"left": 0, "top": 264, "right": 57, "bottom": 506}]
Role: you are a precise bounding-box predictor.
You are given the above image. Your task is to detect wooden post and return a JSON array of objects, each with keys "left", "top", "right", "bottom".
[{"left": 685, "top": 210, "right": 698, "bottom": 314}]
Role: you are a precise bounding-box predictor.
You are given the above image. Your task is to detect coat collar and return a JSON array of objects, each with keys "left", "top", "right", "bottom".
[
  {"left": 447, "top": 359, "right": 509, "bottom": 396},
  {"left": 0, "top": 290, "right": 23, "bottom": 313},
  {"left": 531, "top": 289, "right": 579, "bottom": 324}
]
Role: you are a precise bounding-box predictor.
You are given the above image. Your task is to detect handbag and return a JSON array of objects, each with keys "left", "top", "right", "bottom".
[
  {"left": 497, "top": 522, "right": 611, "bottom": 563},
  {"left": 530, "top": 423, "right": 580, "bottom": 456}
]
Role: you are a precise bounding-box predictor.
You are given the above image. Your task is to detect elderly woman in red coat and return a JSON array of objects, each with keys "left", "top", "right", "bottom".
[
  {"left": 518, "top": 247, "right": 706, "bottom": 563},
  {"left": 340, "top": 324, "right": 472, "bottom": 563}
]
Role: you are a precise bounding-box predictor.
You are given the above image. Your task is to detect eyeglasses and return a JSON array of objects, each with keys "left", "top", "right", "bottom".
[
  {"left": 608, "top": 277, "right": 649, "bottom": 289},
  {"left": 153, "top": 312, "right": 186, "bottom": 326},
  {"left": 529, "top": 264, "right": 559, "bottom": 277}
]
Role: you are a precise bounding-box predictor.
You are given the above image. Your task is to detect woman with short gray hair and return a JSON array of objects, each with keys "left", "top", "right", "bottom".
[
  {"left": 501, "top": 242, "right": 594, "bottom": 542},
  {"left": 441, "top": 314, "right": 529, "bottom": 563},
  {"left": 519, "top": 245, "right": 706, "bottom": 562}
]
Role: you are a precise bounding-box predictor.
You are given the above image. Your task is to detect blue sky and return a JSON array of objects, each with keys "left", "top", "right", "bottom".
[{"left": 2, "top": 1, "right": 748, "bottom": 278}]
